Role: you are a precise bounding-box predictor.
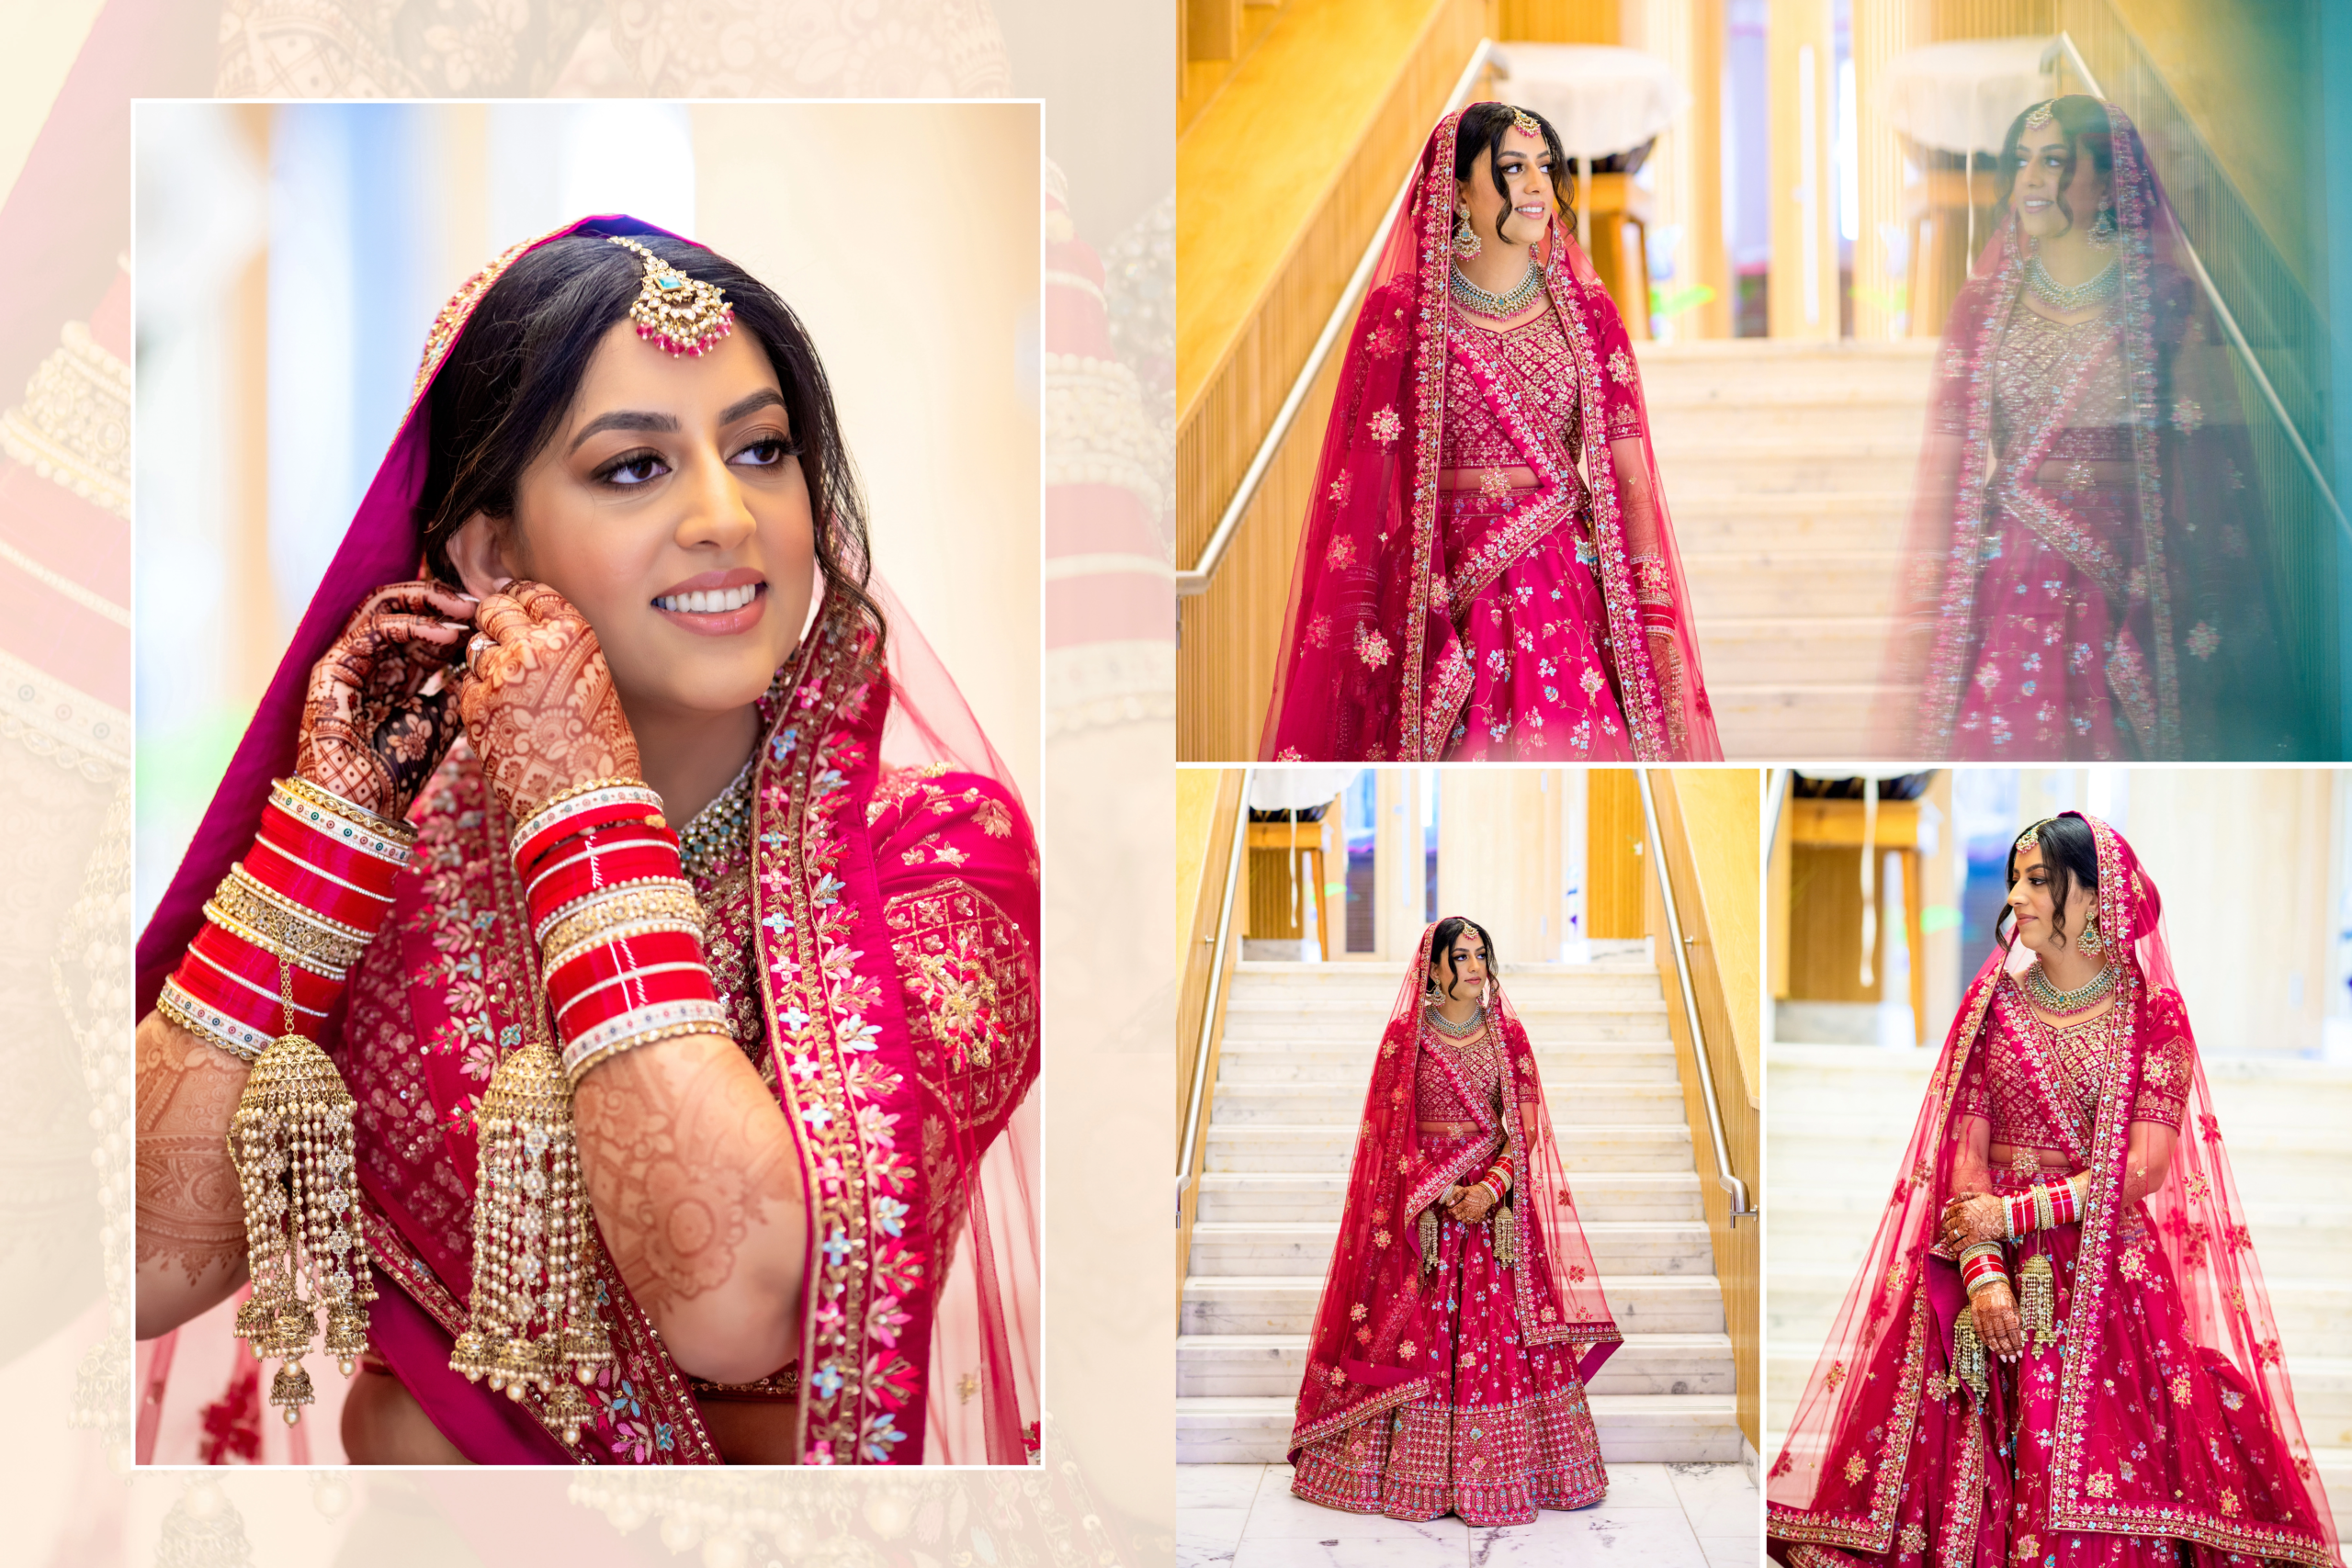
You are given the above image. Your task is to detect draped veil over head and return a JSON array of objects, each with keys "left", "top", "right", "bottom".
[
  {"left": 1260, "top": 107, "right": 1718, "bottom": 763},
  {"left": 1885, "top": 99, "right": 2307, "bottom": 760},
  {"left": 1290, "top": 919, "right": 1621, "bottom": 1457},
  {"left": 1767, "top": 813, "right": 2335, "bottom": 1565},
  {"left": 135, "top": 216, "right": 1040, "bottom": 1465}
]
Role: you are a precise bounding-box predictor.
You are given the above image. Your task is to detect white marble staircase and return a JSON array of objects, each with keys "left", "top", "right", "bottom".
[
  {"left": 1635, "top": 339, "right": 1937, "bottom": 760},
  {"left": 1177, "top": 957, "right": 1744, "bottom": 1464},
  {"left": 1765, "top": 1041, "right": 2352, "bottom": 1542}
]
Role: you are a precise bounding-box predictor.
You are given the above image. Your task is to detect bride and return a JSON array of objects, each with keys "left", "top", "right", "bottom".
[
  {"left": 1260, "top": 102, "right": 1718, "bottom": 763},
  {"left": 1287, "top": 916, "right": 1621, "bottom": 1523},
  {"left": 1767, "top": 813, "right": 2335, "bottom": 1565},
  {"left": 133, "top": 219, "right": 1039, "bottom": 1465}
]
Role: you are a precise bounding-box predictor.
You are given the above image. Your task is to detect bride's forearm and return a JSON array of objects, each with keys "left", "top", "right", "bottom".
[
  {"left": 572, "top": 1033, "right": 808, "bottom": 1382},
  {"left": 134, "top": 1009, "right": 253, "bottom": 1339}
]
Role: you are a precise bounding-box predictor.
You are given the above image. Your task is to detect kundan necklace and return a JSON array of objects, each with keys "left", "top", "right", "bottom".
[
  {"left": 2025, "top": 253, "right": 2118, "bottom": 314},
  {"left": 2023, "top": 957, "right": 2118, "bottom": 1017},
  {"left": 1451, "top": 261, "right": 1544, "bottom": 319},
  {"left": 678, "top": 753, "right": 755, "bottom": 885},
  {"left": 1426, "top": 1003, "right": 1487, "bottom": 1038}
]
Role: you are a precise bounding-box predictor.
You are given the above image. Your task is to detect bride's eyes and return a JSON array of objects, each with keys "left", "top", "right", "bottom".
[
  {"left": 597, "top": 449, "right": 668, "bottom": 487},
  {"left": 732, "top": 434, "right": 800, "bottom": 468}
]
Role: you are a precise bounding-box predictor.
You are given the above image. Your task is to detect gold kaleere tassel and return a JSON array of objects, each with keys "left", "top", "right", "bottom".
[
  {"left": 451, "top": 1039, "right": 611, "bottom": 1444},
  {"left": 1951, "top": 1310, "right": 1988, "bottom": 1400},
  {"left": 1419, "top": 1204, "right": 1440, "bottom": 1272},
  {"left": 229, "top": 962, "right": 374, "bottom": 1423},
  {"left": 1492, "top": 1196, "right": 1518, "bottom": 1269},
  {"left": 2018, "top": 1252, "right": 2057, "bottom": 1353}
]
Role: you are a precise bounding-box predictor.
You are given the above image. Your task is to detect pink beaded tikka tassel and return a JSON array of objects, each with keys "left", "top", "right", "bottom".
[{"left": 607, "top": 236, "right": 734, "bottom": 358}]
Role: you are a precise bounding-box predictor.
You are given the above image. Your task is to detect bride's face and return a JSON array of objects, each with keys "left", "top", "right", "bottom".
[
  {"left": 2011, "top": 121, "right": 2109, "bottom": 243},
  {"left": 458, "top": 321, "right": 817, "bottom": 723},
  {"left": 2007, "top": 840, "right": 2098, "bottom": 959},
  {"left": 1430, "top": 929, "right": 1489, "bottom": 999},
  {"left": 1457, "top": 127, "right": 1559, "bottom": 253}
]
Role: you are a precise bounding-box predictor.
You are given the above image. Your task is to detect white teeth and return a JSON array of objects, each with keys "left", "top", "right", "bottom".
[{"left": 655, "top": 583, "right": 759, "bottom": 614}]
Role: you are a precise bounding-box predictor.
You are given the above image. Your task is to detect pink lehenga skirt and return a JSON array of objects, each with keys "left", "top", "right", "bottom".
[
  {"left": 1291, "top": 1202, "right": 1609, "bottom": 1527},
  {"left": 1791, "top": 1166, "right": 2299, "bottom": 1568},
  {"left": 1436, "top": 490, "right": 1634, "bottom": 762},
  {"left": 1947, "top": 484, "right": 2143, "bottom": 761}
]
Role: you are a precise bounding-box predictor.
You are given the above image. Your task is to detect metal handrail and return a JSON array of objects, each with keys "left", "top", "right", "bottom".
[
  {"left": 1635, "top": 770, "right": 1756, "bottom": 1225},
  {"left": 1178, "top": 767, "right": 1253, "bottom": 1197},
  {"left": 1177, "top": 38, "right": 1497, "bottom": 597},
  {"left": 2052, "top": 32, "right": 2350, "bottom": 547}
]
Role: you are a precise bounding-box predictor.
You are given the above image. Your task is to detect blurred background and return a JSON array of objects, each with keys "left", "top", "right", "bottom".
[
  {"left": 1766, "top": 766, "right": 2352, "bottom": 1551},
  {"left": 1175, "top": 0, "right": 2352, "bottom": 761},
  {"left": 133, "top": 99, "right": 1044, "bottom": 924},
  {"left": 1176, "top": 767, "right": 1762, "bottom": 1562}
]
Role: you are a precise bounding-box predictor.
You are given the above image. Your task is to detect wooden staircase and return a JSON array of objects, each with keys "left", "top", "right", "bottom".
[
  {"left": 1636, "top": 338, "right": 1938, "bottom": 760},
  {"left": 1176, "top": 958, "right": 1744, "bottom": 1464}
]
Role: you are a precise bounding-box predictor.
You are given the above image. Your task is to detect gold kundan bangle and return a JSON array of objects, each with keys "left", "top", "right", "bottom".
[
  {"left": 537, "top": 883, "right": 707, "bottom": 958},
  {"left": 273, "top": 776, "right": 419, "bottom": 853}
]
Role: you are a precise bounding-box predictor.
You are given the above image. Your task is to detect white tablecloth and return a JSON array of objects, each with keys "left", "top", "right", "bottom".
[
  {"left": 1490, "top": 43, "right": 1683, "bottom": 160},
  {"left": 1878, "top": 37, "right": 2060, "bottom": 156}
]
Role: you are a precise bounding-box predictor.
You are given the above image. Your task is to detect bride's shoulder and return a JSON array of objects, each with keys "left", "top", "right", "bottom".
[{"left": 865, "top": 764, "right": 1035, "bottom": 902}]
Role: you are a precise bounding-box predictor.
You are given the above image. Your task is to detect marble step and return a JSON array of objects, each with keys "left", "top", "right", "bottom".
[
  {"left": 1712, "top": 685, "right": 1900, "bottom": 760},
  {"left": 1178, "top": 1330, "right": 1736, "bottom": 1399},
  {"left": 1176, "top": 1393, "right": 1742, "bottom": 1464},
  {"left": 1234, "top": 960, "right": 1655, "bottom": 985},
  {"left": 1668, "top": 492, "right": 1913, "bottom": 553},
  {"left": 1216, "top": 1041, "right": 1682, "bottom": 1086},
  {"left": 1183, "top": 1273, "right": 1726, "bottom": 1337},
  {"left": 1185, "top": 1219, "right": 1716, "bottom": 1279},
  {"left": 1208, "top": 1079, "right": 1686, "bottom": 1126},
  {"left": 1219, "top": 1008, "right": 1670, "bottom": 1045},
  {"left": 1648, "top": 443, "right": 1923, "bottom": 498},
  {"left": 1696, "top": 617, "right": 1896, "bottom": 688},
  {"left": 1208, "top": 1122, "right": 1692, "bottom": 1174},
  {"left": 1195, "top": 1169, "right": 1705, "bottom": 1224},
  {"left": 1683, "top": 551, "right": 1903, "bottom": 618}
]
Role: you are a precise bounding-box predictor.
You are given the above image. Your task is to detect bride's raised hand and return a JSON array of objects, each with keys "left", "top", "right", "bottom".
[
  {"left": 297, "top": 581, "right": 479, "bottom": 820},
  {"left": 454, "top": 580, "right": 641, "bottom": 824},
  {"left": 1939, "top": 1192, "right": 2005, "bottom": 1253}
]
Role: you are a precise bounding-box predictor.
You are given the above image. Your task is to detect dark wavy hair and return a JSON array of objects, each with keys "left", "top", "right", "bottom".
[
  {"left": 1429, "top": 915, "right": 1498, "bottom": 999},
  {"left": 1996, "top": 815, "right": 2100, "bottom": 953},
  {"left": 1454, "top": 101, "right": 1574, "bottom": 244},
  {"left": 413, "top": 225, "right": 884, "bottom": 660},
  {"left": 1996, "top": 95, "right": 2114, "bottom": 236}
]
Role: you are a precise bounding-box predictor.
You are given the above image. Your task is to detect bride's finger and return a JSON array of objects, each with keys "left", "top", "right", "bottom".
[
  {"left": 505, "top": 579, "right": 575, "bottom": 623},
  {"left": 360, "top": 581, "right": 479, "bottom": 626},
  {"left": 474, "top": 592, "right": 537, "bottom": 647}
]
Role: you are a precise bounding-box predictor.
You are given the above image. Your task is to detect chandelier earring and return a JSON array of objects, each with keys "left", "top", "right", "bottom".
[
  {"left": 1423, "top": 971, "right": 1446, "bottom": 1006},
  {"left": 2076, "top": 911, "right": 2105, "bottom": 958},
  {"left": 1453, "top": 207, "right": 1482, "bottom": 259},
  {"left": 2088, "top": 203, "right": 2120, "bottom": 250}
]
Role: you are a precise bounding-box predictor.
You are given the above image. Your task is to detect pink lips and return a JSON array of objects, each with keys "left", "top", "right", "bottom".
[{"left": 652, "top": 567, "right": 768, "bottom": 637}]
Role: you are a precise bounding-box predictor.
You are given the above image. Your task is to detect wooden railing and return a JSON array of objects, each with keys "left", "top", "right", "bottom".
[
  {"left": 1176, "top": 771, "right": 1249, "bottom": 1314},
  {"left": 1642, "top": 768, "right": 1762, "bottom": 1455},
  {"left": 1175, "top": 0, "right": 1495, "bottom": 759}
]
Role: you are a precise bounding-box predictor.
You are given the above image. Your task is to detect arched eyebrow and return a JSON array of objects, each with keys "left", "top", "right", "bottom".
[{"left": 568, "top": 388, "right": 786, "bottom": 453}]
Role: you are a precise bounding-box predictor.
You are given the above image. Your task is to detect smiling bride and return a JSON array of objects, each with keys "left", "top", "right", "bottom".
[{"left": 131, "top": 219, "right": 1040, "bottom": 1466}]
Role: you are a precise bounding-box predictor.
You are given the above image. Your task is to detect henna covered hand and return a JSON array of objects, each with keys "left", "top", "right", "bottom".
[
  {"left": 296, "top": 581, "right": 477, "bottom": 819},
  {"left": 1972, "top": 1277, "right": 2024, "bottom": 1360},
  {"left": 454, "top": 581, "right": 641, "bottom": 824},
  {"left": 1447, "top": 1182, "right": 1497, "bottom": 1224},
  {"left": 1939, "top": 1192, "right": 2006, "bottom": 1252}
]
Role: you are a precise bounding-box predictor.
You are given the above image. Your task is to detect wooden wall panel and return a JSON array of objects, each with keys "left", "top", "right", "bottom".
[
  {"left": 1498, "top": 0, "right": 1615, "bottom": 41},
  {"left": 1587, "top": 768, "right": 1646, "bottom": 938}
]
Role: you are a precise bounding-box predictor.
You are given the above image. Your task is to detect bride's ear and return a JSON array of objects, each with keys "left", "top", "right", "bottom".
[{"left": 444, "top": 513, "right": 519, "bottom": 600}]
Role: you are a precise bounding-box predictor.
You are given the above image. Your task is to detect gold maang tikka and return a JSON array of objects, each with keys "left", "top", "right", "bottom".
[
  {"left": 1510, "top": 106, "right": 1544, "bottom": 139},
  {"left": 607, "top": 235, "right": 735, "bottom": 358},
  {"left": 2023, "top": 101, "right": 2057, "bottom": 131},
  {"left": 231, "top": 957, "right": 375, "bottom": 1422}
]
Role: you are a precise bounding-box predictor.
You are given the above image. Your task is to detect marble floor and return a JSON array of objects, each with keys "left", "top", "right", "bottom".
[{"left": 1178, "top": 1460, "right": 1759, "bottom": 1568}]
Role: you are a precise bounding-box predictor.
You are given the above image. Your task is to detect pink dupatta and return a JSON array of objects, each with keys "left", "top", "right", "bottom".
[
  {"left": 1259, "top": 107, "right": 1717, "bottom": 762},
  {"left": 134, "top": 216, "right": 1040, "bottom": 1465}
]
